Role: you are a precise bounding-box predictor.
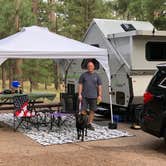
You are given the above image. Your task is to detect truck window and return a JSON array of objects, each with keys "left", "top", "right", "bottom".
[
  {"left": 146, "top": 42, "right": 166, "bottom": 61},
  {"left": 158, "top": 77, "right": 166, "bottom": 88},
  {"left": 149, "top": 71, "right": 166, "bottom": 89}
]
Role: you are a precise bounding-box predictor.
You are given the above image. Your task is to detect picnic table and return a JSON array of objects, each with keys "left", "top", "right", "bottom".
[
  {"left": 0, "top": 92, "right": 57, "bottom": 110},
  {"left": 0, "top": 92, "right": 56, "bottom": 102}
]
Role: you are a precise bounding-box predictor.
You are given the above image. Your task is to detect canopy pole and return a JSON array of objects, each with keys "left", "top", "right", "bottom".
[
  {"left": 108, "top": 84, "right": 113, "bottom": 123},
  {"left": 107, "top": 54, "right": 117, "bottom": 129},
  {"left": 108, "top": 78, "right": 117, "bottom": 129}
]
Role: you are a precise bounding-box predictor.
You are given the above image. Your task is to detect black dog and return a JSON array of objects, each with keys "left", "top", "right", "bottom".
[{"left": 76, "top": 113, "right": 88, "bottom": 141}]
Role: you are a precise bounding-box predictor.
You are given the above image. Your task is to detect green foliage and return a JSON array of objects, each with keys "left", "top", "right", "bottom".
[
  {"left": 18, "top": 0, "right": 37, "bottom": 27},
  {"left": 0, "top": 0, "right": 16, "bottom": 37},
  {"left": 112, "top": 0, "right": 131, "bottom": 19},
  {"left": 128, "top": 0, "right": 145, "bottom": 20},
  {"left": 112, "top": 0, "right": 166, "bottom": 29},
  {"left": 56, "top": 0, "right": 108, "bottom": 40},
  {"left": 0, "top": 0, "right": 36, "bottom": 38},
  {"left": 142, "top": 0, "right": 166, "bottom": 29},
  {"left": 22, "top": 59, "right": 54, "bottom": 85}
]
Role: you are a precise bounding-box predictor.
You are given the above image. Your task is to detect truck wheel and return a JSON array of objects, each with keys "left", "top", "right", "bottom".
[{"left": 164, "top": 128, "right": 166, "bottom": 144}]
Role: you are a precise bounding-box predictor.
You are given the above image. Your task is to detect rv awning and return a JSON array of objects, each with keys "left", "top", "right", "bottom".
[{"left": 0, "top": 26, "right": 110, "bottom": 80}]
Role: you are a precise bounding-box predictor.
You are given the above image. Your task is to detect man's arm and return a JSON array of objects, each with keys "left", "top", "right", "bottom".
[
  {"left": 78, "top": 83, "right": 83, "bottom": 101},
  {"left": 98, "top": 85, "right": 102, "bottom": 97},
  {"left": 97, "top": 85, "right": 102, "bottom": 102},
  {"left": 78, "top": 83, "right": 83, "bottom": 96},
  {"left": 97, "top": 74, "right": 102, "bottom": 102},
  {"left": 78, "top": 74, "right": 84, "bottom": 101}
]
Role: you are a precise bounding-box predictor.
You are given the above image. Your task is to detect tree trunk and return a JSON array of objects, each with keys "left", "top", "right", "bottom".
[
  {"left": 84, "top": 0, "right": 88, "bottom": 32},
  {"left": 9, "top": 60, "right": 14, "bottom": 89},
  {"left": 29, "top": 78, "right": 33, "bottom": 92},
  {"left": 53, "top": 62, "right": 60, "bottom": 90},
  {"left": 15, "top": 0, "right": 21, "bottom": 31},
  {"left": 15, "top": 59, "right": 23, "bottom": 79},
  {"left": 45, "top": 81, "right": 47, "bottom": 90},
  {"left": 48, "top": 0, "right": 56, "bottom": 32},
  {"left": 1, "top": 63, "right": 7, "bottom": 89},
  {"left": 14, "top": 59, "right": 23, "bottom": 89},
  {"left": 48, "top": 0, "right": 59, "bottom": 89},
  {"left": 15, "top": 0, "right": 23, "bottom": 86},
  {"left": 32, "top": 0, "right": 39, "bottom": 24}
]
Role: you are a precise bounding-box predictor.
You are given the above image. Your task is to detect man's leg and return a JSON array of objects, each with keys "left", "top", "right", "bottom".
[
  {"left": 88, "top": 110, "right": 95, "bottom": 124},
  {"left": 87, "top": 99, "right": 97, "bottom": 130},
  {"left": 81, "top": 97, "right": 88, "bottom": 115}
]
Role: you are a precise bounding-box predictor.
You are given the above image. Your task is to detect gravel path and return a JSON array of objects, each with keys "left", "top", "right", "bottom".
[{"left": 0, "top": 121, "right": 166, "bottom": 166}]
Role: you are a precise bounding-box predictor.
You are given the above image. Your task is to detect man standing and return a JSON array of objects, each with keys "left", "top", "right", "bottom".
[{"left": 78, "top": 61, "right": 102, "bottom": 130}]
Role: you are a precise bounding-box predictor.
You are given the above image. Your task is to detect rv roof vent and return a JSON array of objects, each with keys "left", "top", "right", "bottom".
[{"left": 121, "top": 24, "right": 136, "bottom": 32}]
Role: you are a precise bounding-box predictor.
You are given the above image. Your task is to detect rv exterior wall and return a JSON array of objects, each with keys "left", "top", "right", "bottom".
[
  {"left": 108, "top": 36, "right": 132, "bottom": 74},
  {"left": 132, "top": 36, "right": 166, "bottom": 70}
]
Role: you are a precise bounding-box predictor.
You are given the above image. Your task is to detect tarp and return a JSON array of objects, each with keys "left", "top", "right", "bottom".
[{"left": 0, "top": 26, "right": 110, "bottom": 79}]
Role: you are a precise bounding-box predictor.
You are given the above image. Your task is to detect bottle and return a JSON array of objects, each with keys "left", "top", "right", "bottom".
[{"left": 97, "top": 98, "right": 100, "bottom": 105}]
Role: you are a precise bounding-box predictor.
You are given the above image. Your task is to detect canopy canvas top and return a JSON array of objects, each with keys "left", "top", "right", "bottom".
[
  {"left": 0, "top": 26, "right": 107, "bottom": 57},
  {"left": 0, "top": 26, "right": 109, "bottom": 79}
]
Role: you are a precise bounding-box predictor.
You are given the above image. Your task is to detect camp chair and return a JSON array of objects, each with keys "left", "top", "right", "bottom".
[{"left": 13, "top": 94, "right": 36, "bottom": 131}]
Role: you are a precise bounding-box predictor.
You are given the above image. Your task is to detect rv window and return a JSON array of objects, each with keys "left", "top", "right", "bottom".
[{"left": 146, "top": 42, "right": 166, "bottom": 61}]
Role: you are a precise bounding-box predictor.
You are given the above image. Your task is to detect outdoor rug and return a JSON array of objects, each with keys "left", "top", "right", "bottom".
[{"left": 0, "top": 113, "right": 133, "bottom": 145}]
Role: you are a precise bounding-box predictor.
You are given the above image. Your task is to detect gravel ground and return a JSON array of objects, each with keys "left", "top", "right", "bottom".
[{"left": 0, "top": 118, "right": 166, "bottom": 166}]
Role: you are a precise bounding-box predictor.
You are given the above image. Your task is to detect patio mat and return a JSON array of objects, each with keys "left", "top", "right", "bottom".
[{"left": 0, "top": 113, "right": 133, "bottom": 145}]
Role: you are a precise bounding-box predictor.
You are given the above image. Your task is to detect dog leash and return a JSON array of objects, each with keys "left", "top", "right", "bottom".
[{"left": 79, "top": 101, "right": 82, "bottom": 113}]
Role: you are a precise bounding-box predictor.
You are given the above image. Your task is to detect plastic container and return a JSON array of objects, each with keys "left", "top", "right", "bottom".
[{"left": 113, "top": 115, "right": 124, "bottom": 123}]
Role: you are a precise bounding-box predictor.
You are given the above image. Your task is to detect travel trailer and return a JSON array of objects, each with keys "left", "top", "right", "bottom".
[{"left": 66, "top": 19, "right": 166, "bottom": 112}]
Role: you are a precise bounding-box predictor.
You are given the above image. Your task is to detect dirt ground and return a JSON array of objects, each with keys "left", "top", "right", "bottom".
[{"left": 0, "top": 120, "right": 166, "bottom": 166}]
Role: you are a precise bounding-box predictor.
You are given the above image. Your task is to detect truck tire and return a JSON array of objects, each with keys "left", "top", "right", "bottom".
[{"left": 164, "top": 128, "right": 166, "bottom": 144}]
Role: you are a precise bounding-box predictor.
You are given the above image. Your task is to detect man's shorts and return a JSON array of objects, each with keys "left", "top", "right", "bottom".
[{"left": 81, "top": 97, "right": 97, "bottom": 112}]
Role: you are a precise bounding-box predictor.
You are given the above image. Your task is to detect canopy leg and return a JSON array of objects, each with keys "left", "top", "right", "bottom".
[{"left": 108, "top": 85, "right": 117, "bottom": 129}]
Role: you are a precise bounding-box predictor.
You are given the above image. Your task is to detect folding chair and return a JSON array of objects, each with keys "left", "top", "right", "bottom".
[{"left": 13, "top": 94, "right": 36, "bottom": 131}]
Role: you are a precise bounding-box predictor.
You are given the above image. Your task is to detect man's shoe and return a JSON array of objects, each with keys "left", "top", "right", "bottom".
[
  {"left": 130, "top": 123, "right": 141, "bottom": 130},
  {"left": 87, "top": 124, "right": 95, "bottom": 131}
]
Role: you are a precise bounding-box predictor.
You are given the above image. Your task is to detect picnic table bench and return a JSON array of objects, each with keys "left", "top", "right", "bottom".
[
  {"left": 0, "top": 92, "right": 57, "bottom": 110},
  {"left": 0, "top": 101, "right": 63, "bottom": 113},
  {"left": 0, "top": 101, "right": 44, "bottom": 111},
  {"left": 33, "top": 102, "right": 63, "bottom": 113}
]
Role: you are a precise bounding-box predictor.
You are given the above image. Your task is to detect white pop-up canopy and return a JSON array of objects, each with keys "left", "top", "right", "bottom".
[
  {"left": 0, "top": 26, "right": 114, "bottom": 125},
  {"left": 0, "top": 26, "right": 110, "bottom": 78}
]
